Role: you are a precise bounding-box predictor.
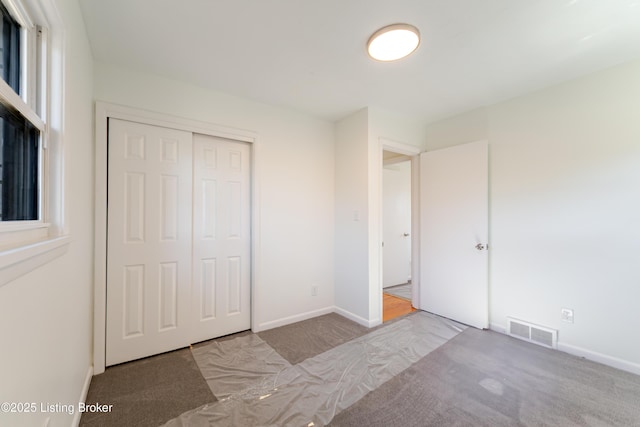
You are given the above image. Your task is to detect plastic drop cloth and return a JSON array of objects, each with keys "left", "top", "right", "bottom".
[
  {"left": 192, "top": 334, "right": 292, "bottom": 400},
  {"left": 165, "top": 312, "right": 464, "bottom": 427}
]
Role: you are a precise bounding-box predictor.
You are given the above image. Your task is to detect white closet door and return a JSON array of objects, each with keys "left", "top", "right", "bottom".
[
  {"left": 191, "top": 134, "right": 251, "bottom": 343},
  {"left": 106, "top": 119, "right": 193, "bottom": 366}
]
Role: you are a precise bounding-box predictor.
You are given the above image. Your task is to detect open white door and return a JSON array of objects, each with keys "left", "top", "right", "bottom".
[{"left": 419, "top": 140, "right": 488, "bottom": 329}]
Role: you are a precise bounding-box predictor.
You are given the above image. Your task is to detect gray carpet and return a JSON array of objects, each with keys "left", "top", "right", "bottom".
[
  {"left": 80, "top": 313, "right": 368, "bottom": 426},
  {"left": 257, "top": 312, "right": 370, "bottom": 364},
  {"left": 330, "top": 327, "right": 640, "bottom": 426},
  {"left": 164, "top": 312, "right": 462, "bottom": 426},
  {"left": 82, "top": 313, "right": 640, "bottom": 427},
  {"left": 80, "top": 348, "right": 215, "bottom": 427},
  {"left": 384, "top": 283, "right": 412, "bottom": 301}
]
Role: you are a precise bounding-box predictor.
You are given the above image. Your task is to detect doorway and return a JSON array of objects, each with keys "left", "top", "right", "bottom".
[
  {"left": 382, "top": 150, "right": 414, "bottom": 322},
  {"left": 376, "top": 139, "right": 488, "bottom": 328}
]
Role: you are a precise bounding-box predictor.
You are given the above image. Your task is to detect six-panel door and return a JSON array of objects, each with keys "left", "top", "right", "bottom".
[
  {"left": 106, "top": 119, "right": 250, "bottom": 366},
  {"left": 191, "top": 134, "right": 251, "bottom": 344}
]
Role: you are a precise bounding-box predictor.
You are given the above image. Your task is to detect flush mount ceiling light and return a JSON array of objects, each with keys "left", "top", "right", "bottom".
[{"left": 367, "top": 23, "right": 420, "bottom": 61}]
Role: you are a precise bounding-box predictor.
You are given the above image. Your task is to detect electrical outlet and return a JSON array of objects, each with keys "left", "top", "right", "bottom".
[
  {"left": 311, "top": 285, "right": 318, "bottom": 296},
  {"left": 561, "top": 308, "right": 574, "bottom": 323}
]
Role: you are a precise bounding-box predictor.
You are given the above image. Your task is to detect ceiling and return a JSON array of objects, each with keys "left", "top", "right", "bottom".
[{"left": 79, "top": 0, "right": 640, "bottom": 123}]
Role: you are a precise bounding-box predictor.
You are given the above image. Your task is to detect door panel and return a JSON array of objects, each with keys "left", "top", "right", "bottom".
[
  {"left": 107, "top": 119, "right": 193, "bottom": 365},
  {"left": 419, "top": 141, "right": 488, "bottom": 329},
  {"left": 191, "top": 134, "right": 251, "bottom": 343}
]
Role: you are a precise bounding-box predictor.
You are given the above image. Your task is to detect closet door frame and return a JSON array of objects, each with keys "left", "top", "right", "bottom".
[{"left": 93, "top": 102, "right": 260, "bottom": 374}]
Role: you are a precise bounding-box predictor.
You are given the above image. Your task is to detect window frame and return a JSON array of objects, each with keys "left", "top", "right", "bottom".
[
  {"left": 0, "top": 0, "right": 47, "bottom": 229},
  {"left": 0, "top": 0, "right": 68, "bottom": 286}
]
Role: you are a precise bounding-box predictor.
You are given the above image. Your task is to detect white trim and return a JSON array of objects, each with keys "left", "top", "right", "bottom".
[
  {"left": 72, "top": 366, "right": 93, "bottom": 427},
  {"left": 410, "top": 154, "right": 420, "bottom": 307},
  {"left": 96, "top": 102, "right": 256, "bottom": 143},
  {"left": 254, "top": 306, "right": 335, "bottom": 332},
  {"left": 557, "top": 342, "right": 640, "bottom": 377},
  {"left": 0, "top": 221, "right": 49, "bottom": 232},
  {"left": 490, "top": 322, "right": 640, "bottom": 376},
  {"left": 93, "top": 101, "right": 260, "bottom": 374},
  {"left": 0, "top": 73, "right": 45, "bottom": 131},
  {"left": 0, "top": 224, "right": 48, "bottom": 250},
  {"left": 2, "top": 0, "right": 34, "bottom": 28},
  {"left": 333, "top": 306, "right": 381, "bottom": 328},
  {"left": 380, "top": 137, "right": 421, "bottom": 156},
  {"left": 0, "top": 235, "right": 69, "bottom": 286},
  {"left": 489, "top": 322, "right": 506, "bottom": 334},
  {"left": 0, "top": 235, "right": 67, "bottom": 268},
  {"left": 37, "top": 0, "right": 64, "bottom": 235},
  {"left": 249, "top": 136, "right": 262, "bottom": 337}
]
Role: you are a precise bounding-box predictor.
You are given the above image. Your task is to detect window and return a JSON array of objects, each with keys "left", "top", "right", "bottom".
[
  {"left": 0, "top": 1, "right": 43, "bottom": 224},
  {"left": 0, "top": 103, "right": 40, "bottom": 220},
  {"left": 0, "top": 2, "right": 21, "bottom": 93},
  {"left": 0, "top": 0, "right": 66, "bottom": 286}
]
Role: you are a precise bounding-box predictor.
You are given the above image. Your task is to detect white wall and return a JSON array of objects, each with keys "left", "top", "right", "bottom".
[
  {"left": 334, "top": 107, "right": 425, "bottom": 325},
  {"left": 424, "top": 107, "right": 488, "bottom": 150},
  {"left": 425, "top": 58, "right": 640, "bottom": 373},
  {"left": 0, "top": 1, "right": 95, "bottom": 426},
  {"left": 334, "top": 109, "right": 370, "bottom": 323},
  {"left": 93, "top": 63, "right": 335, "bottom": 331}
]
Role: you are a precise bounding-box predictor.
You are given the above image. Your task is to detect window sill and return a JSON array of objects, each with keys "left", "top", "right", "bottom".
[
  {"left": 0, "top": 235, "right": 71, "bottom": 287},
  {"left": 0, "top": 222, "right": 50, "bottom": 249}
]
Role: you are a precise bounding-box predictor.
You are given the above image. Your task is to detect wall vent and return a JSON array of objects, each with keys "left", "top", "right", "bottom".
[{"left": 507, "top": 317, "right": 557, "bottom": 349}]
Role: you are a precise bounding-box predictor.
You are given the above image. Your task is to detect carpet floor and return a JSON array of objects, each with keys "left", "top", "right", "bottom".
[
  {"left": 80, "top": 348, "right": 214, "bottom": 427},
  {"left": 330, "top": 327, "right": 640, "bottom": 426},
  {"left": 257, "top": 312, "right": 370, "bottom": 364},
  {"left": 80, "top": 313, "right": 371, "bottom": 426},
  {"left": 165, "top": 312, "right": 462, "bottom": 426},
  {"left": 81, "top": 312, "right": 640, "bottom": 426}
]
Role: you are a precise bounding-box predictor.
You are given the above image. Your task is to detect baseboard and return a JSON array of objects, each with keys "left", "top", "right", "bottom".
[
  {"left": 489, "top": 322, "right": 506, "bottom": 334},
  {"left": 254, "top": 306, "right": 334, "bottom": 332},
  {"left": 333, "top": 306, "right": 380, "bottom": 328},
  {"left": 557, "top": 342, "right": 640, "bottom": 376},
  {"left": 490, "top": 322, "right": 640, "bottom": 376},
  {"left": 72, "top": 366, "right": 94, "bottom": 427}
]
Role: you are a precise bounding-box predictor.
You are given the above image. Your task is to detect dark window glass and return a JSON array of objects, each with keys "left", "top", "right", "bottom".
[
  {"left": 0, "top": 103, "right": 39, "bottom": 221},
  {"left": 0, "top": 2, "right": 21, "bottom": 94}
]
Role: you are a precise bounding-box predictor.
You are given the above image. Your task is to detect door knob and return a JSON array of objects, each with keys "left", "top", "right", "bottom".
[
  {"left": 403, "top": 233, "right": 410, "bottom": 237},
  {"left": 475, "top": 243, "right": 487, "bottom": 251}
]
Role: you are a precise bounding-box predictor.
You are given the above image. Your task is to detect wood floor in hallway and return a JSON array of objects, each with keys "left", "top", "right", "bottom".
[{"left": 383, "top": 293, "right": 416, "bottom": 322}]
